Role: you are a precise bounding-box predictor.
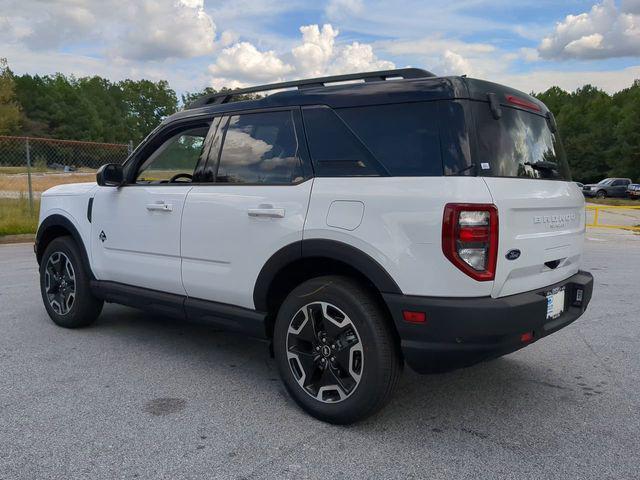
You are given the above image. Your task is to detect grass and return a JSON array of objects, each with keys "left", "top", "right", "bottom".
[
  {"left": 0, "top": 197, "right": 40, "bottom": 236},
  {"left": 586, "top": 198, "right": 640, "bottom": 207}
]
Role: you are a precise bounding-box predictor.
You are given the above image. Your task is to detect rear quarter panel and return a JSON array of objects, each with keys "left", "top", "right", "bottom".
[{"left": 304, "top": 177, "right": 495, "bottom": 297}]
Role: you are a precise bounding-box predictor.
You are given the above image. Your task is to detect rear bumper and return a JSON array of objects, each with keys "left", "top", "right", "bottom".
[{"left": 383, "top": 270, "right": 594, "bottom": 373}]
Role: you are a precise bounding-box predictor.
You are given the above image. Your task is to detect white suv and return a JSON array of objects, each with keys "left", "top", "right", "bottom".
[{"left": 35, "top": 69, "right": 593, "bottom": 424}]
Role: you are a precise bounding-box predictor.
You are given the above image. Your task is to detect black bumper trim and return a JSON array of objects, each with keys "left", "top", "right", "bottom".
[{"left": 383, "top": 270, "right": 594, "bottom": 373}]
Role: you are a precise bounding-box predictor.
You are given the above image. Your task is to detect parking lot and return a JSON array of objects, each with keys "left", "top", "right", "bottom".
[{"left": 1, "top": 230, "right": 639, "bottom": 480}]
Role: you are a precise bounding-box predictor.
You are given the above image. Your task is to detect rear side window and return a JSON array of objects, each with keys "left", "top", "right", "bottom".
[
  {"left": 337, "top": 102, "right": 443, "bottom": 176},
  {"left": 302, "top": 106, "right": 380, "bottom": 176},
  {"left": 216, "top": 111, "right": 303, "bottom": 184}
]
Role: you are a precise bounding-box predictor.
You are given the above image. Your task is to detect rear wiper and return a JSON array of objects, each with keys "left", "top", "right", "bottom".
[
  {"left": 524, "top": 161, "right": 558, "bottom": 171},
  {"left": 524, "top": 161, "right": 560, "bottom": 178},
  {"left": 454, "top": 163, "right": 476, "bottom": 175}
]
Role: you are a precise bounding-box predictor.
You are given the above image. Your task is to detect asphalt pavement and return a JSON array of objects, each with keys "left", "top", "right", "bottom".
[{"left": 1, "top": 229, "right": 639, "bottom": 479}]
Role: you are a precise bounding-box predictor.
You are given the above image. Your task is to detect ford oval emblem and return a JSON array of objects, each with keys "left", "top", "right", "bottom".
[{"left": 505, "top": 249, "right": 521, "bottom": 261}]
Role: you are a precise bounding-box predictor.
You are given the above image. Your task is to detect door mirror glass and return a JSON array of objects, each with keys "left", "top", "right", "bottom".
[{"left": 97, "top": 163, "right": 124, "bottom": 187}]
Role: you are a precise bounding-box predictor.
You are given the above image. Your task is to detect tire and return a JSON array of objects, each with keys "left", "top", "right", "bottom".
[
  {"left": 39, "top": 236, "right": 103, "bottom": 328},
  {"left": 596, "top": 190, "right": 606, "bottom": 199},
  {"left": 273, "top": 276, "right": 402, "bottom": 424}
]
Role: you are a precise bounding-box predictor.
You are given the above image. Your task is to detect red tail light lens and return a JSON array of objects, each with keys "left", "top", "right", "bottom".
[{"left": 442, "top": 203, "right": 498, "bottom": 281}]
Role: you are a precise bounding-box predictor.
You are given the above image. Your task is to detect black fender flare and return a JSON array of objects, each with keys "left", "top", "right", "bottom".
[
  {"left": 35, "top": 214, "right": 95, "bottom": 279},
  {"left": 253, "top": 239, "right": 402, "bottom": 312}
]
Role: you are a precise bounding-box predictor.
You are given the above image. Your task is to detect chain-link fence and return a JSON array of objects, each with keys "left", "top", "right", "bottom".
[{"left": 0, "top": 136, "right": 130, "bottom": 235}]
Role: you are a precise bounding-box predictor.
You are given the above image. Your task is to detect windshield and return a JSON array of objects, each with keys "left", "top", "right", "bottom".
[
  {"left": 472, "top": 103, "right": 570, "bottom": 180},
  {"left": 597, "top": 178, "right": 613, "bottom": 185}
]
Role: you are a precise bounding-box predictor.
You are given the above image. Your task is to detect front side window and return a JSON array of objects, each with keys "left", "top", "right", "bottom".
[
  {"left": 136, "top": 126, "right": 210, "bottom": 183},
  {"left": 215, "top": 111, "right": 303, "bottom": 184}
]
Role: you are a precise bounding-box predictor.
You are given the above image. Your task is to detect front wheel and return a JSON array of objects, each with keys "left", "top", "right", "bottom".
[
  {"left": 273, "top": 276, "right": 402, "bottom": 424},
  {"left": 596, "top": 190, "right": 606, "bottom": 199},
  {"left": 39, "top": 236, "right": 103, "bottom": 328}
]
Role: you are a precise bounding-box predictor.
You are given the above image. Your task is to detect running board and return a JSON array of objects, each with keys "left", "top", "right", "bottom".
[{"left": 90, "top": 280, "right": 268, "bottom": 339}]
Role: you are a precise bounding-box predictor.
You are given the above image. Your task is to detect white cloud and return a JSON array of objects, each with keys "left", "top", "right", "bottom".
[
  {"left": 209, "top": 42, "right": 294, "bottom": 88},
  {"left": 1, "top": 0, "right": 217, "bottom": 61},
  {"left": 208, "top": 23, "right": 395, "bottom": 88},
  {"left": 539, "top": 0, "right": 640, "bottom": 60},
  {"left": 436, "top": 50, "right": 474, "bottom": 76},
  {"left": 519, "top": 47, "right": 540, "bottom": 62},
  {"left": 291, "top": 24, "right": 339, "bottom": 77},
  {"left": 496, "top": 65, "right": 640, "bottom": 94},
  {"left": 118, "top": 0, "right": 216, "bottom": 60},
  {"left": 622, "top": 0, "right": 640, "bottom": 15},
  {"left": 326, "top": 0, "right": 364, "bottom": 19},
  {"left": 330, "top": 42, "right": 395, "bottom": 73}
]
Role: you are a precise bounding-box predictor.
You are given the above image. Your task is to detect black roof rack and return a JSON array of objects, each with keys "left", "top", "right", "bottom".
[{"left": 186, "top": 68, "right": 436, "bottom": 109}]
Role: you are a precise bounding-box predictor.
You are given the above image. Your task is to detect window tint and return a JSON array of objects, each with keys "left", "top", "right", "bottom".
[
  {"left": 472, "top": 103, "right": 571, "bottom": 180},
  {"left": 337, "top": 102, "right": 443, "bottom": 176},
  {"left": 302, "top": 106, "right": 379, "bottom": 176},
  {"left": 136, "top": 126, "right": 209, "bottom": 184},
  {"left": 216, "top": 111, "right": 303, "bottom": 184},
  {"left": 438, "top": 100, "right": 473, "bottom": 175}
]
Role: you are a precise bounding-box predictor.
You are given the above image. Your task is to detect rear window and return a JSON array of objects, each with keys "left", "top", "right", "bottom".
[{"left": 472, "top": 102, "right": 571, "bottom": 180}]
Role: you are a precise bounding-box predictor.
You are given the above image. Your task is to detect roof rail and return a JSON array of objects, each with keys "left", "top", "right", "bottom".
[{"left": 186, "top": 68, "right": 436, "bottom": 109}]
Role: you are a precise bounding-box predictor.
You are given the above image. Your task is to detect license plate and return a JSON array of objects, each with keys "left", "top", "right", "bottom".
[{"left": 546, "top": 287, "right": 566, "bottom": 320}]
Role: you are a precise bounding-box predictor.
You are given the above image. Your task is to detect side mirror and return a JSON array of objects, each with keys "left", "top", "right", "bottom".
[{"left": 96, "top": 163, "right": 124, "bottom": 187}]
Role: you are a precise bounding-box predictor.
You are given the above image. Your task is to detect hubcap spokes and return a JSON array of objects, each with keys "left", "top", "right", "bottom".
[
  {"left": 286, "top": 302, "right": 363, "bottom": 403},
  {"left": 44, "top": 252, "right": 76, "bottom": 315}
]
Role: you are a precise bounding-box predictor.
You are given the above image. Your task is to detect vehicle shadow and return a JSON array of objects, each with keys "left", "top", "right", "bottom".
[{"left": 93, "top": 303, "right": 577, "bottom": 440}]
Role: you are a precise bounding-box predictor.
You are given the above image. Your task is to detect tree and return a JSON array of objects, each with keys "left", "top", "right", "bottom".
[
  {"left": 120, "top": 79, "right": 178, "bottom": 143},
  {"left": 0, "top": 58, "right": 21, "bottom": 135},
  {"left": 610, "top": 81, "right": 640, "bottom": 181}
]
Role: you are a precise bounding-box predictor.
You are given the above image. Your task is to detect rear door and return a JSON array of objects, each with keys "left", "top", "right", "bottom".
[
  {"left": 611, "top": 179, "right": 630, "bottom": 197},
  {"left": 181, "top": 108, "right": 313, "bottom": 309},
  {"left": 471, "top": 101, "right": 585, "bottom": 298}
]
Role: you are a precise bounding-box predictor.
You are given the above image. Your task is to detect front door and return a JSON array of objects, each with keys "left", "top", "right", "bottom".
[
  {"left": 181, "top": 109, "right": 313, "bottom": 309},
  {"left": 91, "top": 121, "right": 214, "bottom": 295}
]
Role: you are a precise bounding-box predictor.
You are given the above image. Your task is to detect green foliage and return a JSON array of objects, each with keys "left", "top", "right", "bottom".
[
  {"left": 0, "top": 58, "right": 22, "bottom": 135},
  {"left": 12, "top": 69, "right": 177, "bottom": 144},
  {"left": 535, "top": 81, "right": 640, "bottom": 183}
]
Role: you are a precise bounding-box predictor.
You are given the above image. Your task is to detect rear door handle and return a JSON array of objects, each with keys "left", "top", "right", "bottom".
[
  {"left": 146, "top": 202, "right": 173, "bottom": 212},
  {"left": 247, "top": 208, "right": 285, "bottom": 218}
]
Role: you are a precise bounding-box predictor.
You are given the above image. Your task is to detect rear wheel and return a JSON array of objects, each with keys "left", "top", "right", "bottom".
[
  {"left": 39, "top": 236, "right": 103, "bottom": 328},
  {"left": 596, "top": 190, "right": 606, "bottom": 199},
  {"left": 273, "top": 276, "right": 402, "bottom": 424}
]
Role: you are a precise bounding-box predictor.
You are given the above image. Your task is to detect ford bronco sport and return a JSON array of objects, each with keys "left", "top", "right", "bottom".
[{"left": 35, "top": 68, "right": 593, "bottom": 424}]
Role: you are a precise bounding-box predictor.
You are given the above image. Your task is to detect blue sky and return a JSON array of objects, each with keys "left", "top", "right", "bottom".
[{"left": 1, "top": 0, "right": 639, "bottom": 94}]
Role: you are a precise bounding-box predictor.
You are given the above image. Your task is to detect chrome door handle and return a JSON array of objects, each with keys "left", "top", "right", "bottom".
[
  {"left": 146, "top": 202, "right": 173, "bottom": 212},
  {"left": 247, "top": 208, "right": 285, "bottom": 218}
]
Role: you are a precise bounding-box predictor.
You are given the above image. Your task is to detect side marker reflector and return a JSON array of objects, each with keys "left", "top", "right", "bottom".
[
  {"left": 402, "top": 310, "right": 427, "bottom": 324},
  {"left": 520, "top": 332, "right": 534, "bottom": 343}
]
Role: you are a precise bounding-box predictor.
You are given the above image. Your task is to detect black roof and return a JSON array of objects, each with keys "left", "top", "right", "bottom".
[{"left": 167, "top": 68, "right": 548, "bottom": 124}]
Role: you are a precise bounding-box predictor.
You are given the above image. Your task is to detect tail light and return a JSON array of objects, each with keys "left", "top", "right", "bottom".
[{"left": 442, "top": 203, "right": 498, "bottom": 281}]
